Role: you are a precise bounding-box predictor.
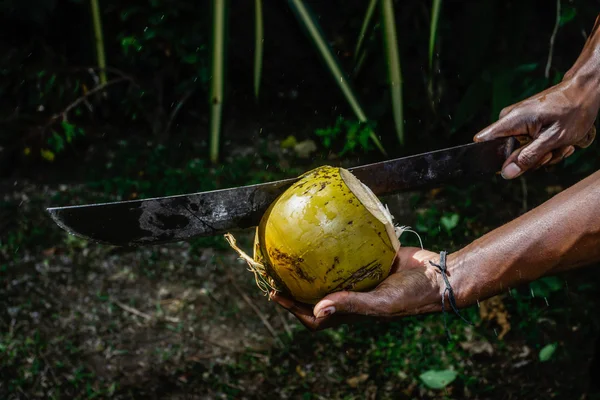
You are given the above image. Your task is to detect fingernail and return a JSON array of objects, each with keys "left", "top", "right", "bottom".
[
  {"left": 540, "top": 153, "right": 553, "bottom": 167},
  {"left": 314, "top": 299, "right": 335, "bottom": 318},
  {"left": 564, "top": 146, "right": 575, "bottom": 158},
  {"left": 316, "top": 306, "right": 335, "bottom": 318},
  {"left": 501, "top": 163, "right": 521, "bottom": 179}
]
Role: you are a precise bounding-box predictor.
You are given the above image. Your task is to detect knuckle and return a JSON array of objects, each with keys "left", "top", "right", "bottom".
[
  {"left": 518, "top": 147, "right": 541, "bottom": 169},
  {"left": 499, "top": 105, "right": 513, "bottom": 118}
]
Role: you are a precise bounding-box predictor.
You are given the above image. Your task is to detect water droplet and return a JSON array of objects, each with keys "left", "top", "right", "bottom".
[
  {"left": 476, "top": 299, "right": 480, "bottom": 307},
  {"left": 144, "top": 26, "right": 148, "bottom": 32},
  {"left": 340, "top": 77, "right": 344, "bottom": 83},
  {"left": 530, "top": 287, "right": 535, "bottom": 298},
  {"left": 493, "top": 328, "right": 498, "bottom": 336},
  {"left": 544, "top": 297, "right": 549, "bottom": 306},
  {"left": 161, "top": 14, "right": 165, "bottom": 19}
]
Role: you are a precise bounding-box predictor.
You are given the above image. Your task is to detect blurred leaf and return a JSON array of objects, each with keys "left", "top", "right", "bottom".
[
  {"left": 559, "top": 6, "right": 577, "bottom": 26},
  {"left": 182, "top": 53, "right": 199, "bottom": 64},
  {"left": 428, "top": 0, "right": 442, "bottom": 70},
  {"left": 381, "top": 0, "right": 404, "bottom": 146},
  {"left": 530, "top": 276, "right": 563, "bottom": 297},
  {"left": 353, "top": 0, "right": 378, "bottom": 64},
  {"left": 539, "top": 343, "right": 557, "bottom": 362},
  {"left": 40, "top": 149, "right": 55, "bottom": 162},
  {"left": 514, "top": 63, "right": 538, "bottom": 73},
  {"left": 419, "top": 369, "right": 457, "bottom": 389},
  {"left": 254, "top": 0, "right": 264, "bottom": 100},
  {"left": 440, "top": 213, "right": 459, "bottom": 232}
]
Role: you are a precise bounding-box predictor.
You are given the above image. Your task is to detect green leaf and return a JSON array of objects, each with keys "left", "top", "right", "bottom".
[
  {"left": 428, "top": 0, "right": 442, "bottom": 71},
  {"left": 182, "top": 53, "right": 199, "bottom": 64},
  {"left": 440, "top": 213, "right": 459, "bottom": 232},
  {"left": 559, "top": 6, "right": 576, "bottom": 26},
  {"left": 419, "top": 369, "right": 458, "bottom": 389},
  {"left": 539, "top": 343, "right": 557, "bottom": 362},
  {"left": 514, "top": 63, "right": 538, "bottom": 73},
  {"left": 530, "top": 276, "right": 563, "bottom": 297},
  {"left": 48, "top": 131, "right": 65, "bottom": 152}
]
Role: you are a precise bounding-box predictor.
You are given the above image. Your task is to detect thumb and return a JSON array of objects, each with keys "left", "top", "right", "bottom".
[{"left": 313, "top": 290, "right": 382, "bottom": 318}]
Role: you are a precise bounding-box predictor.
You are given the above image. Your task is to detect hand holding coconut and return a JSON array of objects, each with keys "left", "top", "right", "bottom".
[
  {"left": 271, "top": 169, "right": 600, "bottom": 331},
  {"left": 474, "top": 15, "right": 600, "bottom": 179}
]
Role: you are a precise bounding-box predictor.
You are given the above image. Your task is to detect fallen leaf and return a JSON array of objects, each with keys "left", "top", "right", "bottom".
[
  {"left": 346, "top": 373, "right": 369, "bottom": 388},
  {"left": 479, "top": 295, "right": 511, "bottom": 339},
  {"left": 294, "top": 139, "right": 317, "bottom": 158},
  {"left": 539, "top": 343, "right": 558, "bottom": 362},
  {"left": 295, "top": 365, "right": 306, "bottom": 378},
  {"left": 419, "top": 369, "right": 457, "bottom": 389},
  {"left": 280, "top": 135, "right": 297, "bottom": 149},
  {"left": 460, "top": 339, "right": 494, "bottom": 356},
  {"left": 42, "top": 247, "right": 56, "bottom": 256}
]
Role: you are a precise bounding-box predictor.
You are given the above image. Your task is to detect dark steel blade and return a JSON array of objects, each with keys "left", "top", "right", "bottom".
[{"left": 47, "top": 137, "right": 517, "bottom": 246}]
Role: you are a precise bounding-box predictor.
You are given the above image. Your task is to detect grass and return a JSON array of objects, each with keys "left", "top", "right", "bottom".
[{"left": 1, "top": 131, "right": 600, "bottom": 399}]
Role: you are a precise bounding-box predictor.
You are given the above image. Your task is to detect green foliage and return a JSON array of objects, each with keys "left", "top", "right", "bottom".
[
  {"left": 0, "top": 330, "right": 116, "bottom": 397},
  {"left": 315, "top": 116, "right": 375, "bottom": 155},
  {"left": 419, "top": 369, "right": 458, "bottom": 389},
  {"left": 539, "top": 343, "right": 558, "bottom": 362},
  {"left": 116, "top": 2, "right": 209, "bottom": 80},
  {"left": 530, "top": 276, "right": 564, "bottom": 298}
]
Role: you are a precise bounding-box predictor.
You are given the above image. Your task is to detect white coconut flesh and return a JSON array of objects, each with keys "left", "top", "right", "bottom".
[{"left": 339, "top": 168, "right": 401, "bottom": 252}]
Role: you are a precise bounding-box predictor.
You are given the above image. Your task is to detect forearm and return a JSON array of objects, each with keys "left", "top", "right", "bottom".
[
  {"left": 565, "top": 15, "right": 600, "bottom": 79},
  {"left": 564, "top": 14, "right": 600, "bottom": 102},
  {"left": 447, "top": 169, "right": 600, "bottom": 307}
]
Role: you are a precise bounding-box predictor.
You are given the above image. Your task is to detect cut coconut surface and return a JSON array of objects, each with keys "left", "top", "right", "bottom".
[
  {"left": 339, "top": 167, "right": 400, "bottom": 253},
  {"left": 226, "top": 165, "right": 403, "bottom": 305}
]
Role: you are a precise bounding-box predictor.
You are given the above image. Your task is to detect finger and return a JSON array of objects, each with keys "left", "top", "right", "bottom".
[
  {"left": 499, "top": 104, "right": 517, "bottom": 119},
  {"left": 546, "top": 145, "right": 575, "bottom": 166},
  {"left": 473, "top": 111, "right": 538, "bottom": 142},
  {"left": 270, "top": 291, "right": 313, "bottom": 317},
  {"left": 500, "top": 128, "right": 559, "bottom": 179},
  {"left": 270, "top": 291, "right": 366, "bottom": 331},
  {"left": 536, "top": 152, "right": 554, "bottom": 168},
  {"left": 270, "top": 291, "right": 327, "bottom": 331},
  {"left": 313, "top": 290, "right": 384, "bottom": 319},
  {"left": 576, "top": 124, "right": 596, "bottom": 148}
]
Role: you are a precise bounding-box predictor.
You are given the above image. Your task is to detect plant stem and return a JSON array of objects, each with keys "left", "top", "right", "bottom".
[
  {"left": 428, "top": 0, "right": 442, "bottom": 71},
  {"left": 381, "top": 0, "right": 404, "bottom": 146},
  {"left": 254, "top": 0, "right": 264, "bottom": 101},
  {"left": 210, "top": 0, "right": 226, "bottom": 164},
  {"left": 90, "top": 0, "right": 107, "bottom": 85},
  {"left": 354, "top": 0, "right": 378, "bottom": 64}
]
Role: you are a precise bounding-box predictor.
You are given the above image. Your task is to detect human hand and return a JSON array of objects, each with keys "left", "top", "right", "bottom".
[
  {"left": 473, "top": 76, "right": 599, "bottom": 179},
  {"left": 270, "top": 247, "right": 442, "bottom": 331}
]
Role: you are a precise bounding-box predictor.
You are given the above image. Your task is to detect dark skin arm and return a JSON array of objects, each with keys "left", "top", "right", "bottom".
[
  {"left": 271, "top": 15, "right": 600, "bottom": 330},
  {"left": 272, "top": 168, "right": 600, "bottom": 331},
  {"left": 474, "top": 14, "right": 600, "bottom": 179}
]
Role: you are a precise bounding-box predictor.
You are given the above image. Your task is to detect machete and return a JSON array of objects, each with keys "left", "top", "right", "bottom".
[{"left": 47, "top": 137, "right": 518, "bottom": 247}]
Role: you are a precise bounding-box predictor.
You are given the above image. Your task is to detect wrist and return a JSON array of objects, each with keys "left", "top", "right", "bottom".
[{"left": 442, "top": 248, "right": 508, "bottom": 310}]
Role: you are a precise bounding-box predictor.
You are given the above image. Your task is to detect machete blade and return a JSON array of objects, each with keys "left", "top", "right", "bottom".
[{"left": 47, "top": 137, "right": 517, "bottom": 246}]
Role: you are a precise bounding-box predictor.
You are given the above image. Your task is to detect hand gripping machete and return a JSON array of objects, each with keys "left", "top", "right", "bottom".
[{"left": 47, "top": 137, "right": 518, "bottom": 247}]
